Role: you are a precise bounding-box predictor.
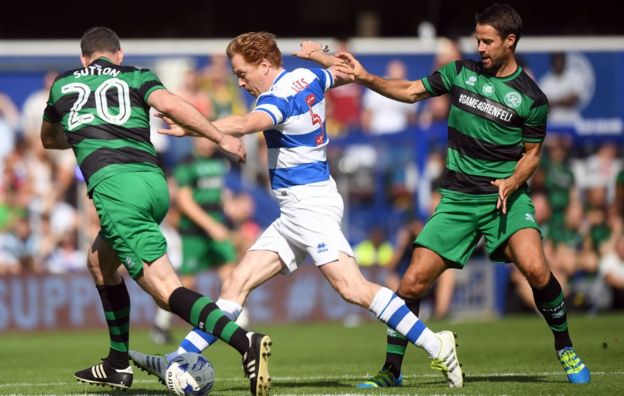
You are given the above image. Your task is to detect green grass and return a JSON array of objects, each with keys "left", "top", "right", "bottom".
[{"left": 1, "top": 313, "right": 623, "bottom": 395}]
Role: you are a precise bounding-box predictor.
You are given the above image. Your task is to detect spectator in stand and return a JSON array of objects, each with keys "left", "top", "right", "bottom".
[
  {"left": 177, "top": 68, "right": 213, "bottom": 119},
  {"left": 361, "top": 59, "right": 418, "bottom": 135},
  {"left": 224, "top": 192, "right": 261, "bottom": 262},
  {"left": 45, "top": 230, "right": 85, "bottom": 274},
  {"left": 418, "top": 38, "right": 462, "bottom": 128},
  {"left": 30, "top": 211, "right": 57, "bottom": 270},
  {"left": 0, "top": 91, "right": 20, "bottom": 176},
  {"left": 0, "top": 216, "right": 35, "bottom": 274},
  {"left": 555, "top": 200, "right": 598, "bottom": 279},
  {"left": 539, "top": 52, "right": 585, "bottom": 126},
  {"left": 354, "top": 227, "right": 394, "bottom": 268},
  {"left": 614, "top": 169, "right": 624, "bottom": 219},
  {"left": 200, "top": 54, "right": 248, "bottom": 119},
  {"left": 574, "top": 142, "right": 622, "bottom": 201},
  {"left": 21, "top": 71, "right": 59, "bottom": 144},
  {"left": 541, "top": 135, "right": 578, "bottom": 230},
  {"left": 599, "top": 216, "right": 624, "bottom": 309},
  {"left": 324, "top": 38, "right": 362, "bottom": 136},
  {"left": 585, "top": 185, "right": 613, "bottom": 256},
  {"left": 200, "top": 54, "right": 267, "bottom": 188},
  {"left": 20, "top": 71, "right": 76, "bottom": 208},
  {"left": 2, "top": 137, "right": 32, "bottom": 228}
]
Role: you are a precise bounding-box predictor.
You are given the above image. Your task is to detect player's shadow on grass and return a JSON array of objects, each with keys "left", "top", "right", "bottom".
[
  {"left": 220, "top": 380, "right": 346, "bottom": 391},
  {"left": 89, "top": 389, "right": 170, "bottom": 395},
  {"left": 465, "top": 374, "right": 559, "bottom": 384}
]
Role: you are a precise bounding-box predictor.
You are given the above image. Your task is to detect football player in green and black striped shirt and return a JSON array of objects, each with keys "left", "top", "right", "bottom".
[
  {"left": 334, "top": 3, "right": 589, "bottom": 388},
  {"left": 150, "top": 137, "right": 239, "bottom": 344},
  {"left": 41, "top": 27, "right": 272, "bottom": 395}
]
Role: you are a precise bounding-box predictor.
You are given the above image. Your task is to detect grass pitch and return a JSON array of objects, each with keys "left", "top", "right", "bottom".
[{"left": 1, "top": 313, "right": 622, "bottom": 395}]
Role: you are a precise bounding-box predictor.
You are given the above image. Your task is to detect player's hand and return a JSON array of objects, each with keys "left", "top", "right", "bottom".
[
  {"left": 293, "top": 41, "right": 327, "bottom": 59},
  {"left": 335, "top": 52, "right": 366, "bottom": 81},
  {"left": 491, "top": 178, "right": 517, "bottom": 214},
  {"left": 156, "top": 113, "right": 190, "bottom": 137},
  {"left": 333, "top": 62, "right": 355, "bottom": 81},
  {"left": 206, "top": 223, "right": 230, "bottom": 242},
  {"left": 218, "top": 134, "right": 247, "bottom": 164}
]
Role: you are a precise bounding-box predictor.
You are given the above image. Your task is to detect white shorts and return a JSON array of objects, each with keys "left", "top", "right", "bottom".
[{"left": 249, "top": 190, "right": 354, "bottom": 273}]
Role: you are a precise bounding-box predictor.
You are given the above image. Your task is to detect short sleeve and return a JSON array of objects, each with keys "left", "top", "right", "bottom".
[
  {"left": 42, "top": 86, "right": 61, "bottom": 123},
  {"left": 523, "top": 97, "right": 548, "bottom": 142},
  {"left": 136, "top": 69, "right": 166, "bottom": 103},
  {"left": 421, "top": 60, "right": 459, "bottom": 97},
  {"left": 308, "top": 68, "right": 334, "bottom": 92},
  {"left": 253, "top": 94, "right": 291, "bottom": 126}
]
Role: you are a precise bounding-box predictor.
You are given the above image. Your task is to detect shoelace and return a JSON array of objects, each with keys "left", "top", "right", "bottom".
[
  {"left": 560, "top": 350, "right": 580, "bottom": 370},
  {"left": 368, "top": 368, "right": 396, "bottom": 385},
  {"left": 431, "top": 358, "right": 449, "bottom": 372}
]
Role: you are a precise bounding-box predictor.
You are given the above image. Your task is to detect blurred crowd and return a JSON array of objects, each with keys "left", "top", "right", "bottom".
[{"left": 1, "top": 43, "right": 623, "bottom": 315}]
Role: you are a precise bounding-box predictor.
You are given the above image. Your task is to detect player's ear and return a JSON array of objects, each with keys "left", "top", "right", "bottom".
[
  {"left": 80, "top": 54, "right": 89, "bottom": 67},
  {"left": 506, "top": 34, "right": 516, "bottom": 50},
  {"left": 260, "top": 59, "right": 270, "bottom": 75},
  {"left": 116, "top": 49, "right": 125, "bottom": 65}
]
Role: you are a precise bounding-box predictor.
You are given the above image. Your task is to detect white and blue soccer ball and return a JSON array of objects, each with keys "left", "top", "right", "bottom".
[{"left": 166, "top": 352, "right": 215, "bottom": 396}]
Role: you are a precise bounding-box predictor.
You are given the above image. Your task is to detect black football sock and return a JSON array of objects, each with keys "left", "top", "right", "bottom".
[{"left": 97, "top": 280, "right": 131, "bottom": 369}]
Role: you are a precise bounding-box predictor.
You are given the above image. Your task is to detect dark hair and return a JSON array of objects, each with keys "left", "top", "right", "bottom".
[
  {"left": 226, "top": 31, "right": 282, "bottom": 67},
  {"left": 80, "top": 27, "right": 121, "bottom": 57},
  {"left": 475, "top": 3, "right": 522, "bottom": 48}
]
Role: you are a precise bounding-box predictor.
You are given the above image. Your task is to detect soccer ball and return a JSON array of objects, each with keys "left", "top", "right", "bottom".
[{"left": 166, "top": 352, "right": 215, "bottom": 396}]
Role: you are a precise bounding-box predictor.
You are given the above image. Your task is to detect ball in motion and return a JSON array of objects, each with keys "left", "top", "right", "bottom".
[{"left": 166, "top": 352, "right": 215, "bottom": 396}]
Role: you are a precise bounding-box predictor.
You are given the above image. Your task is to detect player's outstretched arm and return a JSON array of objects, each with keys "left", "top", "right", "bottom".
[
  {"left": 337, "top": 52, "right": 431, "bottom": 104},
  {"left": 293, "top": 41, "right": 354, "bottom": 87},
  {"left": 211, "top": 111, "right": 274, "bottom": 137},
  {"left": 148, "top": 89, "right": 246, "bottom": 163},
  {"left": 293, "top": 41, "right": 335, "bottom": 67},
  {"left": 158, "top": 110, "right": 273, "bottom": 140}
]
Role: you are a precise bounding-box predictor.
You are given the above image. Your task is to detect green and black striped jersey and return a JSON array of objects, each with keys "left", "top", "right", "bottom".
[
  {"left": 174, "top": 152, "right": 230, "bottom": 236},
  {"left": 43, "top": 57, "right": 165, "bottom": 192},
  {"left": 422, "top": 59, "right": 548, "bottom": 199}
]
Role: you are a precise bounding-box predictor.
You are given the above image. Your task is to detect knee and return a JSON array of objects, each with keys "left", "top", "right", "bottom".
[
  {"left": 143, "top": 277, "right": 181, "bottom": 311},
  {"left": 397, "top": 273, "right": 429, "bottom": 299},
  {"left": 86, "top": 256, "right": 119, "bottom": 285},
  {"left": 524, "top": 267, "right": 550, "bottom": 288},
  {"left": 86, "top": 257, "right": 103, "bottom": 284}
]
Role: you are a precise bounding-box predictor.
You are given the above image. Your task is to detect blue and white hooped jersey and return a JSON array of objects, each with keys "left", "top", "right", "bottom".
[{"left": 253, "top": 67, "right": 336, "bottom": 199}]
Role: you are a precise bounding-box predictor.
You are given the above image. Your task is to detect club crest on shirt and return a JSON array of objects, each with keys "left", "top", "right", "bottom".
[
  {"left": 505, "top": 91, "right": 522, "bottom": 108},
  {"left": 481, "top": 83, "right": 495, "bottom": 96}
]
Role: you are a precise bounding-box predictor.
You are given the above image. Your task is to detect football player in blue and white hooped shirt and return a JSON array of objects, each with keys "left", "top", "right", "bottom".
[{"left": 146, "top": 32, "right": 460, "bottom": 388}]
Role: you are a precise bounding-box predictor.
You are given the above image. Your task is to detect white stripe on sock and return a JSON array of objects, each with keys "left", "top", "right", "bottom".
[
  {"left": 378, "top": 297, "right": 405, "bottom": 323},
  {"left": 395, "top": 312, "right": 417, "bottom": 336},
  {"left": 216, "top": 299, "right": 242, "bottom": 321},
  {"left": 368, "top": 287, "right": 394, "bottom": 317},
  {"left": 186, "top": 330, "right": 211, "bottom": 351}
]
